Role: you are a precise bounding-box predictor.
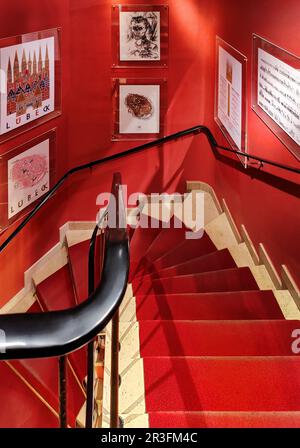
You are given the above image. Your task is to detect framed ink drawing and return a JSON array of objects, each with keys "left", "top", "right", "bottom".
[
  {"left": 252, "top": 34, "right": 300, "bottom": 161},
  {"left": 0, "top": 129, "right": 56, "bottom": 231},
  {"left": 215, "top": 37, "right": 248, "bottom": 167},
  {"left": 0, "top": 28, "right": 61, "bottom": 143},
  {"left": 112, "top": 4, "right": 169, "bottom": 68},
  {"left": 112, "top": 78, "right": 167, "bottom": 140}
]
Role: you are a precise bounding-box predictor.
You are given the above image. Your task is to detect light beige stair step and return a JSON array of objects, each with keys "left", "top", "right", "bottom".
[
  {"left": 205, "top": 213, "right": 238, "bottom": 250},
  {"left": 32, "top": 246, "right": 68, "bottom": 286}
]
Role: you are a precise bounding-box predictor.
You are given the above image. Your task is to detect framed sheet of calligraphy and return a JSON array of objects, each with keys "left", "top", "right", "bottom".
[
  {"left": 215, "top": 37, "right": 248, "bottom": 167},
  {"left": 252, "top": 34, "right": 300, "bottom": 161}
]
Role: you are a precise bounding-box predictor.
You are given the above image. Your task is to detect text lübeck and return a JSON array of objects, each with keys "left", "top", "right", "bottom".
[
  {"left": 6, "top": 104, "right": 52, "bottom": 129},
  {"left": 10, "top": 183, "right": 49, "bottom": 215}
]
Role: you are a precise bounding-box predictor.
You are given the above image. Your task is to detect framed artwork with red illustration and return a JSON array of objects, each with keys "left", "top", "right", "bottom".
[
  {"left": 0, "top": 129, "right": 56, "bottom": 232},
  {"left": 112, "top": 78, "right": 167, "bottom": 141},
  {"left": 0, "top": 28, "right": 61, "bottom": 143}
]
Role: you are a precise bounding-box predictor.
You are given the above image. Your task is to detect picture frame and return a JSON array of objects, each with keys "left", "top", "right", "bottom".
[
  {"left": 0, "top": 129, "right": 56, "bottom": 232},
  {"left": 112, "top": 4, "right": 169, "bottom": 68},
  {"left": 0, "top": 28, "right": 61, "bottom": 143},
  {"left": 112, "top": 78, "right": 167, "bottom": 141},
  {"left": 252, "top": 34, "right": 300, "bottom": 161},
  {"left": 215, "top": 36, "right": 248, "bottom": 167}
]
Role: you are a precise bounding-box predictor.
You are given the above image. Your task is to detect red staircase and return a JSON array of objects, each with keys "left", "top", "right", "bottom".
[
  {"left": 128, "top": 223, "right": 300, "bottom": 428},
  {"left": 1, "top": 218, "right": 300, "bottom": 428}
]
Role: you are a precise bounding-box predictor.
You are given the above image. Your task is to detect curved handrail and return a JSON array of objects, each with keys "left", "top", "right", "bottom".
[
  {"left": 1, "top": 125, "right": 299, "bottom": 254},
  {"left": 0, "top": 173, "right": 129, "bottom": 360}
]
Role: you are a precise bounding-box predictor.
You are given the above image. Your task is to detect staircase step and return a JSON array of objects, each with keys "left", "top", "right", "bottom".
[
  {"left": 139, "top": 320, "right": 299, "bottom": 356},
  {"left": 146, "top": 232, "right": 217, "bottom": 272},
  {"left": 135, "top": 291, "right": 284, "bottom": 321},
  {"left": 11, "top": 359, "right": 85, "bottom": 427},
  {"left": 0, "top": 362, "right": 59, "bottom": 428},
  {"left": 143, "top": 357, "right": 300, "bottom": 412},
  {"left": 130, "top": 227, "right": 162, "bottom": 264},
  {"left": 130, "top": 227, "right": 188, "bottom": 280},
  {"left": 133, "top": 267, "right": 259, "bottom": 295},
  {"left": 36, "top": 265, "right": 76, "bottom": 311},
  {"left": 133, "top": 249, "right": 236, "bottom": 282},
  {"left": 148, "top": 411, "right": 300, "bottom": 428}
]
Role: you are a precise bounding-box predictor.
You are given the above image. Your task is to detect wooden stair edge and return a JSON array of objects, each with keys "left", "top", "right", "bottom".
[{"left": 187, "top": 180, "right": 300, "bottom": 316}]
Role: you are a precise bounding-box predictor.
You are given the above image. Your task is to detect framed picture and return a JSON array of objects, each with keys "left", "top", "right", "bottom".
[
  {"left": 112, "top": 78, "right": 167, "bottom": 140},
  {"left": 252, "top": 34, "right": 300, "bottom": 161},
  {"left": 0, "top": 28, "right": 61, "bottom": 143},
  {"left": 0, "top": 129, "right": 56, "bottom": 231},
  {"left": 215, "top": 37, "right": 248, "bottom": 167},
  {"left": 112, "top": 4, "right": 169, "bottom": 68}
]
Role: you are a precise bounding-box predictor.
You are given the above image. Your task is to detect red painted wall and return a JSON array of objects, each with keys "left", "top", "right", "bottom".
[
  {"left": 0, "top": 0, "right": 299, "bottom": 306},
  {"left": 184, "top": 0, "right": 300, "bottom": 288}
]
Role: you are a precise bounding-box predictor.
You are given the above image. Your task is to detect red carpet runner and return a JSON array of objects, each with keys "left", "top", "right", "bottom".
[{"left": 130, "top": 225, "right": 300, "bottom": 427}]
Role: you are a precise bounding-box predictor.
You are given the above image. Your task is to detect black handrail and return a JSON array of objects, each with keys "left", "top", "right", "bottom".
[
  {"left": 1, "top": 125, "right": 299, "bottom": 255},
  {"left": 215, "top": 143, "right": 300, "bottom": 175},
  {"left": 0, "top": 173, "right": 129, "bottom": 360}
]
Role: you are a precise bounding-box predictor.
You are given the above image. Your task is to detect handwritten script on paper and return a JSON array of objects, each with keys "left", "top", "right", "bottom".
[
  {"left": 258, "top": 48, "right": 300, "bottom": 145},
  {"left": 217, "top": 46, "right": 243, "bottom": 150}
]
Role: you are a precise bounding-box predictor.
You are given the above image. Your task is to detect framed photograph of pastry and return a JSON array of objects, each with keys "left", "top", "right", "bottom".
[
  {"left": 112, "top": 78, "right": 167, "bottom": 141},
  {"left": 252, "top": 34, "right": 300, "bottom": 161},
  {"left": 215, "top": 36, "right": 248, "bottom": 167},
  {"left": 0, "top": 28, "right": 61, "bottom": 144},
  {"left": 0, "top": 129, "right": 56, "bottom": 231},
  {"left": 112, "top": 4, "right": 169, "bottom": 68}
]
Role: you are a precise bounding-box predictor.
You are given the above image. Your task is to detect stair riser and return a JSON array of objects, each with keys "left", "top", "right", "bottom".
[
  {"left": 139, "top": 321, "right": 299, "bottom": 357},
  {"left": 136, "top": 292, "right": 284, "bottom": 321},
  {"left": 134, "top": 268, "right": 259, "bottom": 295},
  {"left": 133, "top": 250, "right": 236, "bottom": 281}
]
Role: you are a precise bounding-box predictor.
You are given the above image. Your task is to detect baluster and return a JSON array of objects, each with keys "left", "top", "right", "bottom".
[
  {"left": 110, "top": 309, "right": 119, "bottom": 428},
  {"left": 59, "top": 355, "right": 67, "bottom": 428}
]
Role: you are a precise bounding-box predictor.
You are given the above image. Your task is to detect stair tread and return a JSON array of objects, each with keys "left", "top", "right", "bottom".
[
  {"left": 133, "top": 248, "right": 236, "bottom": 282},
  {"left": 130, "top": 226, "right": 162, "bottom": 265},
  {"left": 136, "top": 291, "right": 284, "bottom": 320},
  {"left": 143, "top": 357, "right": 300, "bottom": 412},
  {"left": 142, "top": 232, "right": 217, "bottom": 273},
  {"left": 139, "top": 320, "right": 299, "bottom": 356},
  {"left": 133, "top": 267, "right": 259, "bottom": 295},
  {"left": 148, "top": 411, "right": 300, "bottom": 428},
  {"left": 36, "top": 265, "right": 76, "bottom": 311},
  {"left": 130, "top": 227, "right": 188, "bottom": 280}
]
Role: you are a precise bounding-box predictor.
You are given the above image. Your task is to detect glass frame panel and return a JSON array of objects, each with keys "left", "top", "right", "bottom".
[
  {"left": 215, "top": 36, "right": 248, "bottom": 167},
  {"left": 112, "top": 4, "right": 169, "bottom": 69},
  {"left": 0, "top": 27, "right": 61, "bottom": 143},
  {"left": 0, "top": 128, "right": 57, "bottom": 232},
  {"left": 252, "top": 33, "right": 300, "bottom": 161},
  {"left": 112, "top": 77, "right": 167, "bottom": 141}
]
